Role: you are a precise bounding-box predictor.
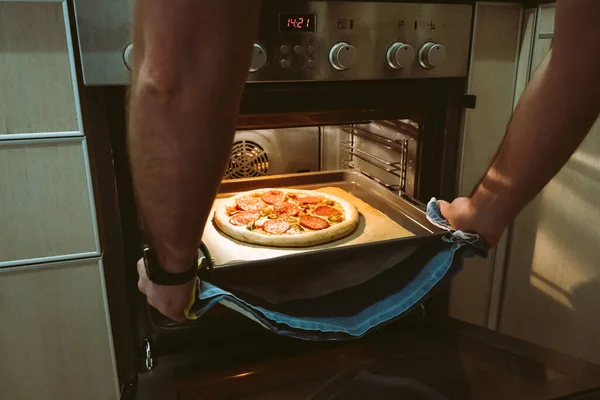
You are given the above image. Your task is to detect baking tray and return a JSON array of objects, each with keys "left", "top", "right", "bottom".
[
  {"left": 150, "top": 171, "right": 446, "bottom": 332},
  {"left": 216, "top": 170, "right": 438, "bottom": 234},
  {"left": 206, "top": 170, "right": 443, "bottom": 266}
]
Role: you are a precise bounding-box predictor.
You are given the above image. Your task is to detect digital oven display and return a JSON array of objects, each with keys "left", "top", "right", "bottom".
[{"left": 278, "top": 13, "right": 316, "bottom": 32}]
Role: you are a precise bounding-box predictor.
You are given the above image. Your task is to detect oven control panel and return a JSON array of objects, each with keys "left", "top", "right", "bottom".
[
  {"left": 72, "top": 0, "right": 473, "bottom": 85},
  {"left": 246, "top": 1, "right": 473, "bottom": 82}
]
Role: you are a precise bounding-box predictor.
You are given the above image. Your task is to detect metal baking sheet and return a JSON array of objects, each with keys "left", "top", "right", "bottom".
[
  {"left": 217, "top": 170, "right": 439, "bottom": 235},
  {"left": 203, "top": 170, "right": 442, "bottom": 267}
]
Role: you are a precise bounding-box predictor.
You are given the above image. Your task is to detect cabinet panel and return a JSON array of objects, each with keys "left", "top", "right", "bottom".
[
  {"left": 529, "top": 4, "right": 554, "bottom": 78},
  {"left": 501, "top": 120, "right": 600, "bottom": 364},
  {"left": 500, "top": 2, "right": 600, "bottom": 364},
  {"left": 451, "top": 3, "right": 522, "bottom": 326},
  {"left": 0, "top": 2, "right": 79, "bottom": 135},
  {"left": 0, "top": 138, "right": 99, "bottom": 265},
  {"left": 530, "top": 38, "right": 552, "bottom": 77},
  {"left": 0, "top": 259, "right": 119, "bottom": 399},
  {"left": 538, "top": 4, "right": 556, "bottom": 34},
  {"left": 513, "top": 9, "right": 537, "bottom": 108}
]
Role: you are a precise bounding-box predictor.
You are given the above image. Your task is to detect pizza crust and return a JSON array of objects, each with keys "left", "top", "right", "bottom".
[{"left": 213, "top": 188, "right": 359, "bottom": 247}]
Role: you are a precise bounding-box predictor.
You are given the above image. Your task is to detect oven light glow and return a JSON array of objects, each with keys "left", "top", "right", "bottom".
[{"left": 231, "top": 371, "right": 255, "bottom": 378}]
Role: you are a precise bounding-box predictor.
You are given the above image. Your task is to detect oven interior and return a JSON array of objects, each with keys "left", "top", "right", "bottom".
[
  {"left": 228, "top": 119, "right": 419, "bottom": 197},
  {"left": 200, "top": 119, "right": 436, "bottom": 269}
]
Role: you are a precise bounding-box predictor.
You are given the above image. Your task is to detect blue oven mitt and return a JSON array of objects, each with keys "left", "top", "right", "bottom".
[
  {"left": 186, "top": 198, "right": 487, "bottom": 340},
  {"left": 426, "top": 197, "right": 484, "bottom": 246}
]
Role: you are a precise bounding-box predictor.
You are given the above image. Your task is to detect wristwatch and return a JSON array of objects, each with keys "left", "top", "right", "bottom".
[{"left": 142, "top": 245, "right": 198, "bottom": 286}]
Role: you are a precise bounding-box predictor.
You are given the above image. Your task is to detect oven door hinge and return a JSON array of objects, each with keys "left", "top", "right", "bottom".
[{"left": 462, "top": 94, "right": 477, "bottom": 109}]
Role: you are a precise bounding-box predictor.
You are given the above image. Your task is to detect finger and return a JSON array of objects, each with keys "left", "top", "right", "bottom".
[
  {"left": 138, "top": 277, "right": 146, "bottom": 294},
  {"left": 149, "top": 300, "right": 185, "bottom": 322},
  {"left": 437, "top": 200, "right": 451, "bottom": 218},
  {"left": 137, "top": 259, "right": 146, "bottom": 278},
  {"left": 169, "top": 310, "right": 186, "bottom": 323},
  {"left": 171, "top": 314, "right": 186, "bottom": 323},
  {"left": 137, "top": 260, "right": 148, "bottom": 294},
  {"left": 146, "top": 293, "right": 186, "bottom": 322}
]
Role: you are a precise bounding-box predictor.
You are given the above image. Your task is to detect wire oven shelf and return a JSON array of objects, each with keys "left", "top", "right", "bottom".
[{"left": 340, "top": 124, "right": 409, "bottom": 194}]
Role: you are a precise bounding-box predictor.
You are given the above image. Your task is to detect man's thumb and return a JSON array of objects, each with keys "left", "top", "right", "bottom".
[{"left": 437, "top": 200, "right": 451, "bottom": 219}]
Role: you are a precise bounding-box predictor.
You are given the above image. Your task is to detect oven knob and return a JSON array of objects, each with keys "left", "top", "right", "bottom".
[
  {"left": 418, "top": 42, "right": 446, "bottom": 69},
  {"left": 249, "top": 43, "right": 267, "bottom": 72},
  {"left": 329, "top": 42, "right": 357, "bottom": 71},
  {"left": 386, "top": 42, "right": 415, "bottom": 69},
  {"left": 123, "top": 44, "right": 134, "bottom": 71}
]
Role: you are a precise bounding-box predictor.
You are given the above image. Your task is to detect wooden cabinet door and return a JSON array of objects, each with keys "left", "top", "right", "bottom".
[
  {"left": 0, "top": 138, "right": 99, "bottom": 266},
  {"left": 0, "top": 1, "right": 80, "bottom": 137},
  {"left": 0, "top": 259, "right": 119, "bottom": 399},
  {"left": 499, "top": 3, "right": 600, "bottom": 365},
  {"left": 450, "top": 2, "right": 522, "bottom": 327}
]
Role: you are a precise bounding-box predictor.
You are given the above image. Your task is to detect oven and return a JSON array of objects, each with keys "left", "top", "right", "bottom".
[{"left": 70, "top": 0, "right": 474, "bottom": 397}]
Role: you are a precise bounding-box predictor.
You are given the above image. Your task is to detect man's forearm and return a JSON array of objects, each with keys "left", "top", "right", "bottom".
[
  {"left": 471, "top": 1, "right": 600, "bottom": 231},
  {"left": 128, "top": 1, "right": 260, "bottom": 272}
]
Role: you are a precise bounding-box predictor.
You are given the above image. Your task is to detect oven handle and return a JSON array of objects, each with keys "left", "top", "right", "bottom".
[{"left": 197, "top": 241, "right": 215, "bottom": 280}]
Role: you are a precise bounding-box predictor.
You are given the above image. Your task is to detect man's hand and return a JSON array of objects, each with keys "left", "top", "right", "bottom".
[
  {"left": 136, "top": 258, "right": 195, "bottom": 322},
  {"left": 438, "top": 197, "right": 506, "bottom": 247}
]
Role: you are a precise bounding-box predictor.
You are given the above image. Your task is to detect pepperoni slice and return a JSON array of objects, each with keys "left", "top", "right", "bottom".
[
  {"left": 236, "top": 195, "right": 266, "bottom": 211},
  {"left": 313, "top": 206, "right": 342, "bottom": 217},
  {"left": 273, "top": 202, "right": 300, "bottom": 217},
  {"left": 226, "top": 205, "right": 239, "bottom": 215},
  {"left": 229, "top": 211, "right": 260, "bottom": 226},
  {"left": 300, "top": 215, "right": 329, "bottom": 230},
  {"left": 296, "top": 196, "right": 323, "bottom": 205},
  {"left": 261, "top": 190, "right": 286, "bottom": 205},
  {"left": 263, "top": 219, "right": 291, "bottom": 234}
]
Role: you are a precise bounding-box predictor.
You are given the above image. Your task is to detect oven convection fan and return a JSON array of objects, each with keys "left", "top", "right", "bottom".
[{"left": 224, "top": 140, "right": 269, "bottom": 179}]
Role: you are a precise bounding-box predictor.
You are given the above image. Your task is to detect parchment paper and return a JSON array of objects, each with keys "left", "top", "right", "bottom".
[{"left": 202, "top": 186, "right": 414, "bottom": 265}]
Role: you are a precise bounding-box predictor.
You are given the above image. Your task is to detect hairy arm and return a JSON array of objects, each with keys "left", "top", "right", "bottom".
[
  {"left": 129, "top": 1, "right": 260, "bottom": 319},
  {"left": 441, "top": 0, "right": 600, "bottom": 245}
]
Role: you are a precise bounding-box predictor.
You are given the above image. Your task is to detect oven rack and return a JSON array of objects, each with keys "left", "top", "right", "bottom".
[
  {"left": 340, "top": 124, "right": 409, "bottom": 193},
  {"left": 342, "top": 161, "right": 403, "bottom": 192},
  {"left": 342, "top": 124, "right": 407, "bottom": 151}
]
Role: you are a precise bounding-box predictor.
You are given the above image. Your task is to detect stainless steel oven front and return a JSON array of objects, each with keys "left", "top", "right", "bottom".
[
  {"left": 71, "top": 1, "right": 474, "bottom": 397},
  {"left": 72, "top": 0, "right": 471, "bottom": 85}
]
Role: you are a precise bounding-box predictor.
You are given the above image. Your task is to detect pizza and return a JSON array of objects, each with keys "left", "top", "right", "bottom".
[{"left": 213, "top": 188, "right": 359, "bottom": 247}]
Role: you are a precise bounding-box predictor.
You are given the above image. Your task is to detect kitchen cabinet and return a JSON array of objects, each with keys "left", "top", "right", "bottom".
[
  {"left": 0, "top": 1, "right": 81, "bottom": 137},
  {"left": 530, "top": 37, "right": 552, "bottom": 77},
  {"left": 0, "top": 138, "right": 100, "bottom": 266},
  {"left": 456, "top": 1, "right": 600, "bottom": 366},
  {"left": 537, "top": 3, "right": 555, "bottom": 34},
  {"left": 0, "top": 259, "right": 119, "bottom": 400},
  {"left": 0, "top": 1, "right": 120, "bottom": 397},
  {"left": 499, "top": 3, "right": 600, "bottom": 365},
  {"left": 513, "top": 8, "right": 537, "bottom": 108},
  {"left": 529, "top": 4, "right": 553, "bottom": 79},
  {"left": 451, "top": 2, "right": 523, "bottom": 327}
]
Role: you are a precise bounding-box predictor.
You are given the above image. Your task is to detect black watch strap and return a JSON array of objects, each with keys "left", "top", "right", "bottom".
[{"left": 143, "top": 246, "right": 197, "bottom": 286}]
